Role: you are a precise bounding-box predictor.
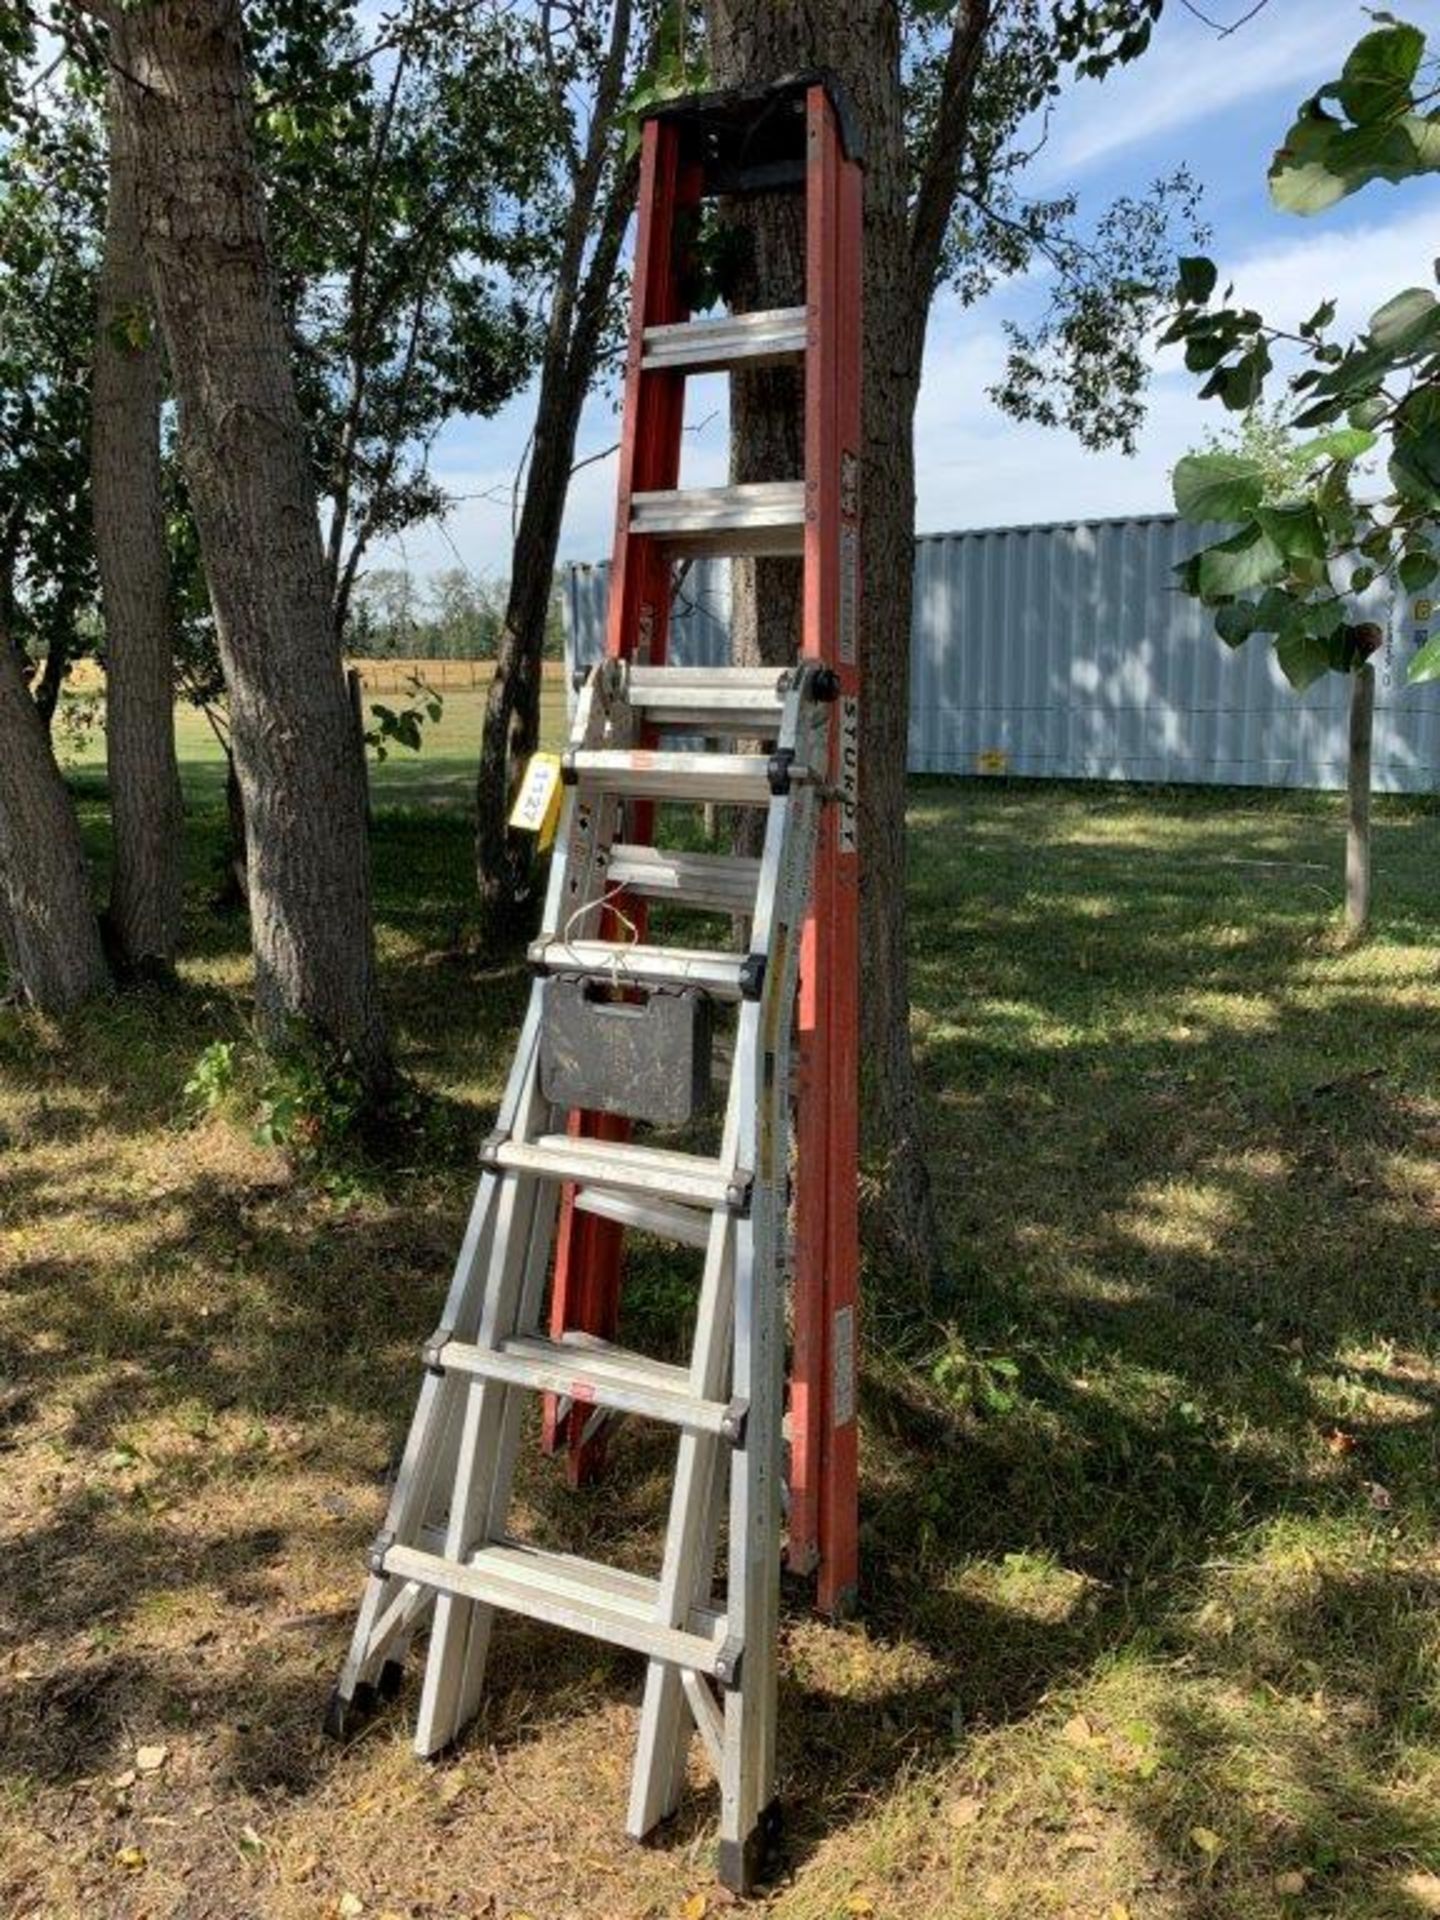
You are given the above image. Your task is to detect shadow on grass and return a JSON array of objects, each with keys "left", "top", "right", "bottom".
[{"left": 4, "top": 779, "right": 1440, "bottom": 1911}]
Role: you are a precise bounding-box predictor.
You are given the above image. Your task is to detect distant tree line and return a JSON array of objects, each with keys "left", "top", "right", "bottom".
[{"left": 346, "top": 567, "right": 566, "bottom": 662}]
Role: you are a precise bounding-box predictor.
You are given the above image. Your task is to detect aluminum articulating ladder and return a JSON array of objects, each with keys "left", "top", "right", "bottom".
[{"left": 325, "top": 75, "right": 863, "bottom": 1894}]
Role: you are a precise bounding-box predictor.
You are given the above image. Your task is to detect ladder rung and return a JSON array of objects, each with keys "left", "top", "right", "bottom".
[
  {"left": 382, "top": 1540, "right": 729, "bottom": 1675},
  {"left": 641, "top": 307, "right": 807, "bottom": 373},
  {"left": 574, "top": 1186, "right": 713, "bottom": 1248},
  {"left": 531, "top": 937, "right": 750, "bottom": 999},
  {"left": 630, "top": 482, "right": 805, "bottom": 557},
  {"left": 606, "top": 844, "right": 761, "bottom": 914},
  {"left": 494, "top": 1134, "right": 745, "bottom": 1211},
  {"left": 432, "top": 1332, "right": 735, "bottom": 1436},
  {"left": 625, "top": 667, "right": 786, "bottom": 734},
  {"left": 566, "top": 748, "right": 783, "bottom": 804}
]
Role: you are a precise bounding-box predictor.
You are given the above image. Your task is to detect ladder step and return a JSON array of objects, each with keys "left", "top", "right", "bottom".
[
  {"left": 574, "top": 1185, "right": 713, "bottom": 1248},
  {"left": 630, "top": 482, "right": 805, "bottom": 557},
  {"left": 431, "top": 1332, "right": 737, "bottom": 1436},
  {"left": 494, "top": 1134, "right": 745, "bottom": 1211},
  {"left": 606, "top": 844, "right": 761, "bottom": 914},
  {"left": 641, "top": 306, "right": 807, "bottom": 373},
  {"left": 625, "top": 666, "right": 785, "bottom": 734},
  {"left": 382, "top": 1540, "right": 730, "bottom": 1675},
  {"left": 565, "top": 748, "right": 786, "bottom": 805},
  {"left": 530, "top": 937, "right": 752, "bottom": 1000}
]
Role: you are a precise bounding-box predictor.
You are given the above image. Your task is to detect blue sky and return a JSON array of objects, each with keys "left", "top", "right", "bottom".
[{"left": 374, "top": 2, "right": 1440, "bottom": 582}]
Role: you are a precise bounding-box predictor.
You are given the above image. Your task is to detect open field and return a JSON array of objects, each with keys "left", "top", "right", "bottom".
[{"left": 4, "top": 762, "right": 1440, "bottom": 1919}]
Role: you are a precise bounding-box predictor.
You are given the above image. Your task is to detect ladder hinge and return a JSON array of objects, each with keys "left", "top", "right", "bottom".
[
  {"left": 726, "top": 1172, "right": 753, "bottom": 1216},
  {"left": 767, "top": 749, "right": 795, "bottom": 797},
  {"left": 367, "top": 1530, "right": 396, "bottom": 1577},
  {"left": 738, "top": 953, "right": 766, "bottom": 1001},
  {"left": 715, "top": 1635, "right": 745, "bottom": 1690},
  {"left": 525, "top": 940, "right": 548, "bottom": 977},
  {"left": 479, "top": 1129, "right": 510, "bottom": 1170},
  {"left": 721, "top": 1397, "right": 749, "bottom": 1447},
  {"left": 421, "top": 1332, "right": 450, "bottom": 1375},
  {"left": 560, "top": 751, "right": 578, "bottom": 787}
]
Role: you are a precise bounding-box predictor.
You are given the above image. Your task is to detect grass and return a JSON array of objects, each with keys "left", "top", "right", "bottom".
[{"left": 3, "top": 752, "right": 1440, "bottom": 1919}]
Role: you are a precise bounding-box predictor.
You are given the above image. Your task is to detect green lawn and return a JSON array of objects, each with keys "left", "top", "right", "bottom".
[{"left": 3, "top": 759, "right": 1440, "bottom": 1919}]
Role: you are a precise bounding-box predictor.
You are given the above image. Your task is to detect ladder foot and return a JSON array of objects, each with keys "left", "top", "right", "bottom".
[
  {"left": 323, "top": 1680, "right": 377, "bottom": 1742},
  {"left": 717, "top": 1797, "right": 782, "bottom": 1896}
]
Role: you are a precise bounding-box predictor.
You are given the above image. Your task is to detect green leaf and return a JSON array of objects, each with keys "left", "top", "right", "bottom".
[
  {"left": 1402, "top": 113, "right": 1440, "bottom": 170},
  {"left": 1336, "top": 24, "right": 1424, "bottom": 127},
  {"left": 1276, "top": 628, "right": 1338, "bottom": 690},
  {"left": 1197, "top": 524, "right": 1288, "bottom": 599},
  {"left": 1172, "top": 453, "right": 1265, "bottom": 523},
  {"left": 1295, "top": 426, "right": 1377, "bottom": 463},
  {"left": 1399, "top": 549, "right": 1435, "bottom": 592},
  {"left": 1390, "top": 417, "right": 1440, "bottom": 509},
  {"left": 1407, "top": 632, "right": 1440, "bottom": 683},
  {"left": 1369, "top": 285, "right": 1440, "bottom": 351},
  {"left": 1214, "top": 602, "right": 1257, "bottom": 647},
  {"left": 1348, "top": 395, "right": 1390, "bottom": 430},
  {"left": 1177, "top": 256, "right": 1217, "bottom": 304},
  {"left": 1256, "top": 503, "right": 1328, "bottom": 566}
]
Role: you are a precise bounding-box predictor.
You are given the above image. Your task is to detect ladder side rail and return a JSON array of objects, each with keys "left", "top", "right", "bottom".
[
  {"left": 548, "top": 120, "right": 700, "bottom": 1482},
  {"left": 817, "top": 142, "right": 864, "bottom": 1615}
]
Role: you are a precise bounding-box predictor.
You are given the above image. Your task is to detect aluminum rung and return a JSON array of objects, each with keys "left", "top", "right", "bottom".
[
  {"left": 432, "top": 1332, "right": 735, "bottom": 1436},
  {"left": 381, "top": 1540, "right": 729, "bottom": 1674},
  {"left": 494, "top": 1134, "right": 744, "bottom": 1211},
  {"left": 531, "top": 937, "right": 749, "bottom": 999},
  {"left": 641, "top": 307, "right": 807, "bottom": 373},
  {"left": 606, "top": 844, "right": 761, "bottom": 915},
  {"left": 630, "top": 482, "right": 805, "bottom": 558},
  {"left": 574, "top": 1186, "right": 713, "bottom": 1248},
  {"left": 565, "top": 748, "right": 786, "bottom": 805},
  {"left": 624, "top": 668, "right": 785, "bottom": 734}
]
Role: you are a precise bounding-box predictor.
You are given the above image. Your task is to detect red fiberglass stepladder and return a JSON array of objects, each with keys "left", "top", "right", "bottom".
[{"left": 327, "top": 74, "right": 862, "bottom": 1892}]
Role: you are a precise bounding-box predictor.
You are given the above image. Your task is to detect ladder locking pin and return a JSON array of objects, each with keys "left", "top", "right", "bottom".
[
  {"left": 738, "top": 953, "right": 767, "bottom": 1001},
  {"left": 767, "top": 749, "right": 795, "bottom": 797},
  {"left": 479, "top": 1129, "right": 510, "bottom": 1169},
  {"left": 726, "top": 1172, "right": 754, "bottom": 1216},
  {"left": 367, "top": 1530, "right": 396, "bottom": 1577},
  {"left": 421, "top": 1334, "right": 449, "bottom": 1374},
  {"left": 721, "top": 1397, "right": 750, "bottom": 1447}
]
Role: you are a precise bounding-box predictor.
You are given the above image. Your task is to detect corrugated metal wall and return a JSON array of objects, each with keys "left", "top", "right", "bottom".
[{"left": 564, "top": 514, "right": 1440, "bottom": 793}]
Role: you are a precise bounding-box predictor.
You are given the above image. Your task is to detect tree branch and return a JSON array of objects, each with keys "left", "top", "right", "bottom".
[{"left": 908, "top": 0, "right": 996, "bottom": 315}]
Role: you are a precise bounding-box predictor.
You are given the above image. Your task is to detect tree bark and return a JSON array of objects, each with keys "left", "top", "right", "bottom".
[
  {"left": 0, "top": 610, "right": 109, "bottom": 1011},
  {"left": 94, "top": 75, "right": 185, "bottom": 976},
  {"left": 1346, "top": 661, "right": 1374, "bottom": 937},
  {"left": 473, "top": 0, "right": 637, "bottom": 948},
  {"left": 108, "top": 1, "right": 390, "bottom": 1082},
  {"left": 706, "top": 0, "right": 978, "bottom": 1296}
]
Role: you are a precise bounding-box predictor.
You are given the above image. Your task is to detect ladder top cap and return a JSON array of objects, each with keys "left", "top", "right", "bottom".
[{"left": 644, "top": 70, "right": 865, "bottom": 185}]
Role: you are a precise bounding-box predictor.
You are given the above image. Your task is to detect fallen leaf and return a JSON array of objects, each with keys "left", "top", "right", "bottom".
[
  {"left": 239, "top": 1824, "right": 264, "bottom": 1854},
  {"left": 135, "top": 1744, "right": 169, "bottom": 1774},
  {"left": 111, "top": 1769, "right": 137, "bottom": 1790},
  {"left": 1402, "top": 1873, "right": 1440, "bottom": 1912},
  {"left": 845, "top": 1895, "right": 877, "bottom": 1917},
  {"left": 1062, "top": 1831, "right": 1099, "bottom": 1853},
  {"left": 1324, "top": 1428, "right": 1356, "bottom": 1455},
  {"left": 1062, "top": 1713, "right": 1093, "bottom": 1747},
  {"left": 1108, "top": 1905, "right": 1133, "bottom": 1920},
  {"left": 681, "top": 1895, "right": 708, "bottom": 1920},
  {"left": 114, "top": 1847, "right": 147, "bottom": 1871},
  {"left": 947, "top": 1794, "right": 984, "bottom": 1828},
  {"left": 1365, "top": 1481, "right": 1394, "bottom": 1511},
  {"left": 1189, "top": 1826, "right": 1224, "bottom": 1858},
  {"left": 1274, "top": 1870, "right": 1307, "bottom": 1896},
  {"left": 338, "top": 1896, "right": 364, "bottom": 1919}
]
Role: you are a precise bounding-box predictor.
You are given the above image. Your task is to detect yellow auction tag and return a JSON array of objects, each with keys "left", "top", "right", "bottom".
[{"left": 509, "top": 752, "right": 564, "bottom": 851}]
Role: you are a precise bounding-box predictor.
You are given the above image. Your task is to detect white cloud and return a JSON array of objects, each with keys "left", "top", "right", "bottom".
[{"left": 1036, "top": 8, "right": 1354, "bottom": 182}]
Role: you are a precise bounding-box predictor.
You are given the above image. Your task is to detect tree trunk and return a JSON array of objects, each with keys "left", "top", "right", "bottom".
[
  {"left": 1346, "top": 661, "right": 1374, "bottom": 937},
  {"left": 473, "top": 0, "right": 637, "bottom": 950},
  {"left": 0, "top": 611, "right": 109, "bottom": 1011},
  {"left": 706, "top": 0, "right": 943, "bottom": 1295},
  {"left": 108, "top": 1, "right": 390, "bottom": 1083},
  {"left": 94, "top": 75, "right": 185, "bottom": 976}
]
